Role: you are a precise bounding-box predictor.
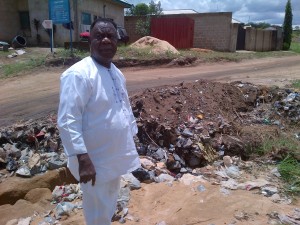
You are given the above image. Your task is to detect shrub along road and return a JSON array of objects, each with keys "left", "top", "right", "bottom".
[{"left": 0, "top": 55, "right": 299, "bottom": 127}]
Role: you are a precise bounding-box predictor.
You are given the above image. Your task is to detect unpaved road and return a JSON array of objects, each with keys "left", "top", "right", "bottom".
[{"left": 0, "top": 55, "right": 299, "bottom": 127}]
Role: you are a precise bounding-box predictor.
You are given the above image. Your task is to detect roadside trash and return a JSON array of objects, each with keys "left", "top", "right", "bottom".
[
  {"left": 52, "top": 184, "right": 81, "bottom": 202},
  {"left": 6, "top": 157, "right": 18, "bottom": 171},
  {"left": 223, "top": 155, "right": 233, "bottom": 167},
  {"left": 221, "top": 178, "right": 238, "bottom": 190},
  {"left": 179, "top": 173, "right": 206, "bottom": 186},
  {"left": 16, "top": 166, "right": 31, "bottom": 177},
  {"left": 121, "top": 173, "right": 141, "bottom": 190},
  {"left": 0, "top": 41, "right": 9, "bottom": 52},
  {"left": 15, "top": 49, "right": 26, "bottom": 55},
  {"left": 55, "top": 202, "right": 76, "bottom": 219},
  {"left": 261, "top": 186, "right": 278, "bottom": 197},
  {"left": 197, "top": 185, "right": 206, "bottom": 192},
  {"left": 156, "top": 221, "right": 167, "bottom": 225},
  {"left": 17, "top": 217, "right": 31, "bottom": 225},
  {"left": 12, "top": 35, "right": 27, "bottom": 48},
  {"left": 237, "top": 179, "right": 269, "bottom": 190},
  {"left": 220, "top": 187, "right": 231, "bottom": 196},
  {"left": 225, "top": 166, "right": 240, "bottom": 178},
  {"left": 270, "top": 208, "right": 300, "bottom": 225},
  {"left": 42, "top": 216, "right": 55, "bottom": 225},
  {"left": 155, "top": 173, "right": 175, "bottom": 183},
  {"left": 132, "top": 168, "right": 151, "bottom": 182}
]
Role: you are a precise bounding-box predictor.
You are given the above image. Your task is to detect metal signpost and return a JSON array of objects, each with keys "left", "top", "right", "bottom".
[
  {"left": 42, "top": 20, "right": 53, "bottom": 52},
  {"left": 48, "top": 0, "right": 73, "bottom": 53}
]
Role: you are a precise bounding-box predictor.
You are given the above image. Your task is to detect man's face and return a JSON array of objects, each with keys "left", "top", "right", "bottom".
[{"left": 89, "top": 21, "right": 118, "bottom": 63}]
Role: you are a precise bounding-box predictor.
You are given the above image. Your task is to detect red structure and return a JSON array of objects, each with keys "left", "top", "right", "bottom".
[{"left": 151, "top": 17, "right": 194, "bottom": 49}]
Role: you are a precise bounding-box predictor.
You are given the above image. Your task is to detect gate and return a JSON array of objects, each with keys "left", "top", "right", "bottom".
[
  {"left": 151, "top": 17, "right": 194, "bottom": 49},
  {"left": 236, "top": 25, "right": 246, "bottom": 50}
]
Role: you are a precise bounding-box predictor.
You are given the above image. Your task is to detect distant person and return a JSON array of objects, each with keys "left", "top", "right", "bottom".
[{"left": 57, "top": 18, "right": 140, "bottom": 225}]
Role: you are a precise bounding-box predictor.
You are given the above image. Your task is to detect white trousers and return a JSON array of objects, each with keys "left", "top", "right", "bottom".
[{"left": 80, "top": 176, "right": 121, "bottom": 225}]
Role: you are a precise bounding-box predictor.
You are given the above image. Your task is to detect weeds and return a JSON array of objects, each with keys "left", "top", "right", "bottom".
[
  {"left": 1, "top": 58, "right": 45, "bottom": 79},
  {"left": 278, "top": 155, "right": 300, "bottom": 195},
  {"left": 291, "top": 79, "right": 300, "bottom": 89},
  {"left": 254, "top": 135, "right": 300, "bottom": 156},
  {"left": 55, "top": 48, "right": 89, "bottom": 59},
  {"left": 255, "top": 135, "right": 300, "bottom": 195},
  {"left": 290, "top": 42, "right": 300, "bottom": 54}
]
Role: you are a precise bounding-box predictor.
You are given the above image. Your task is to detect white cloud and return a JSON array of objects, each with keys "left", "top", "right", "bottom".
[{"left": 127, "top": 0, "right": 300, "bottom": 25}]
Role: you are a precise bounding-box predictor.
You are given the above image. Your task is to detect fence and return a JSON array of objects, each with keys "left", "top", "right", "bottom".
[{"left": 245, "top": 27, "right": 283, "bottom": 51}]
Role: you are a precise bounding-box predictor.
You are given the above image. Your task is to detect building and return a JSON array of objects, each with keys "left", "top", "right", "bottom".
[
  {"left": 125, "top": 12, "right": 238, "bottom": 52},
  {"left": 0, "top": 0, "right": 131, "bottom": 46}
]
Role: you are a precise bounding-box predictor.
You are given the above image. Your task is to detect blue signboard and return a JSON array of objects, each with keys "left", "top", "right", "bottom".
[{"left": 49, "top": 0, "right": 70, "bottom": 24}]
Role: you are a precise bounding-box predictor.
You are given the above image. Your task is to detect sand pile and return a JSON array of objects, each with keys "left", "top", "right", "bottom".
[{"left": 131, "top": 36, "right": 179, "bottom": 55}]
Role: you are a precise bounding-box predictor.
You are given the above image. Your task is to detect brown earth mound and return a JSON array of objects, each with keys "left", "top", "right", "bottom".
[{"left": 130, "top": 36, "right": 179, "bottom": 55}]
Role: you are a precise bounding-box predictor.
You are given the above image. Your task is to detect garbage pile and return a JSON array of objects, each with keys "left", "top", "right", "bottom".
[
  {"left": 273, "top": 90, "right": 300, "bottom": 123},
  {"left": 0, "top": 116, "right": 66, "bottom": 178},
  {"left": 1, "top": 80, "right": 299, "bottom": 180},
  {"left": 130, "top": 81, "right": 262, "bottom": 174},
  {"left": 1, "top": 80, "right": 300, "bottom": 224}
]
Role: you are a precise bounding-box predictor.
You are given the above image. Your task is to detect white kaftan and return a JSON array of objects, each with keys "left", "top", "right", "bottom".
[{"left": 57, "top": 56, "right": 140, "bottom": 182}]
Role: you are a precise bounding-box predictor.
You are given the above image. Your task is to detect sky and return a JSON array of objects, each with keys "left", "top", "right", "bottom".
[{"left": 126, "top": 0, "right": 300, "bottom": 26}]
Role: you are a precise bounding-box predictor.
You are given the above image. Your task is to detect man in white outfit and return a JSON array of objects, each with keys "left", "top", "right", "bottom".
[{"left": 57, "top": 18, "right": 140, "bottom": 225}]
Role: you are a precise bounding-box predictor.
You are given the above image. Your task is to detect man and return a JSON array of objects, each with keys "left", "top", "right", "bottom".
[{"left": 57, "top": 18, "right": 140, "bottom": 225}]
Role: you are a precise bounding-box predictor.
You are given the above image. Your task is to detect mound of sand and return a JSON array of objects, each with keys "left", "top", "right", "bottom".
[{"left": 131, "top": 36, "right": 179, "bottom": 55}]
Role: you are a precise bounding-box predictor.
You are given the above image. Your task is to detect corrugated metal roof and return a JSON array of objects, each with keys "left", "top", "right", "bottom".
[
  {"left": 162, "top": 9, "right": 198, "bottom": 15},
  {"left": 232, "top": 18, "right": 242, "bottom": 24},
  {"left": 111, "top": 0, "right": 131, "bottom": 8}
]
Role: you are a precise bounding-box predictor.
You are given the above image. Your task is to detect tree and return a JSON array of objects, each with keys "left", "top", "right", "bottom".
[
  {"left": 245, "top": 22, "right": 271, "bottom": 29},
  {"left": 126, "top": 1, "right": 163, "bottom": 37},
  {"left": 126, "top": 1, "right": 162, "bottom": 16},
  {"left": 149, "top": 0, "right": 162, "bottom": 15},
  {"left": 133, "top": 3, "right": 149, "bottom": 16},
  {"left": 282, "top": 0, "right": 293, "bottom": 50}
]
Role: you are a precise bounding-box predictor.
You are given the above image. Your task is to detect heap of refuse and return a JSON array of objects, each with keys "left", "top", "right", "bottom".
[
  {"left": 0, "top": 116, "right": 66, "bottom": 177},
  {"left": 273, "top": 90, "right": 300, "bottom": 123},
  {"left": 2, "top": 80, "right": 300, "bottom": 225},
  {"left": 0, "top": 81, "right": 299, "bottom": 180}
]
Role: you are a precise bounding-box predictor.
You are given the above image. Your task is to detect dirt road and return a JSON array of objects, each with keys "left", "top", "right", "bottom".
[{"left": 0, "top": 55, "right": 299, "bottom": 127}]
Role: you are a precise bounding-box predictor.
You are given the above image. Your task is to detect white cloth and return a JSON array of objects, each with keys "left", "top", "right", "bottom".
[
  {"left": 81, "top": 176, "right": 121, "bottom": 225},
  {"left": 57, "top": 56, "right": 140, "bottom": 182}
]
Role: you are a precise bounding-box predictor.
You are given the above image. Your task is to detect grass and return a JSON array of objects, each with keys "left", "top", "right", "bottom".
[
  {"left": 278, "top": 155, "right": 300, "bottom": 195},
  {"left": 254, "top": 135, "right": 300, "bottom": 156},
  {"left": 55, "top": 48, "right": 89, "bottom": 59},
  {"left": 252, "top": 134, "right": 300, "bottom": 195},
  {"left": 290, "top": 42, "right": 300, "bottom": 53},
  {"left": 1, "top": 57, "right": 45, "bottom": 79},
  {"left": 291, "top": 79, "right": 300, "bottom": 89}
]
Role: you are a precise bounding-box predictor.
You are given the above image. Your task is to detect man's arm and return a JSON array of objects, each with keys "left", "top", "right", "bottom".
[{"left": 57, "top": 71, "right": 96, "bottom": 185}]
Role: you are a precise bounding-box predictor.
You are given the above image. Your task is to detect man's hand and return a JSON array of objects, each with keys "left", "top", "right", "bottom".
[{"left": 77, "top": 153, "right": 96, "bottom": 186}]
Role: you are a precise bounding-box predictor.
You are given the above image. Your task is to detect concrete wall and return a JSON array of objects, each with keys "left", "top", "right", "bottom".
[
  {"left": 0, "top": 0, "right": 127, "bottom": 47},
  {"left": 189, "top": 13, "right": 233, "bottom": 51},
  {"left": 124, "top": 16, "right": 143, "bottom": 45},
  {"left": 28, "top": 0, "right": 126, "bottom": 46},
  {"left": 0, "top": 0, "right": 29, "bottom": 43},
  {"left": 125, "top": 12, "right": 236, "bottom": 51},
  {"left": 245, "top": 27, "right": 282, "bottom": 51}
]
